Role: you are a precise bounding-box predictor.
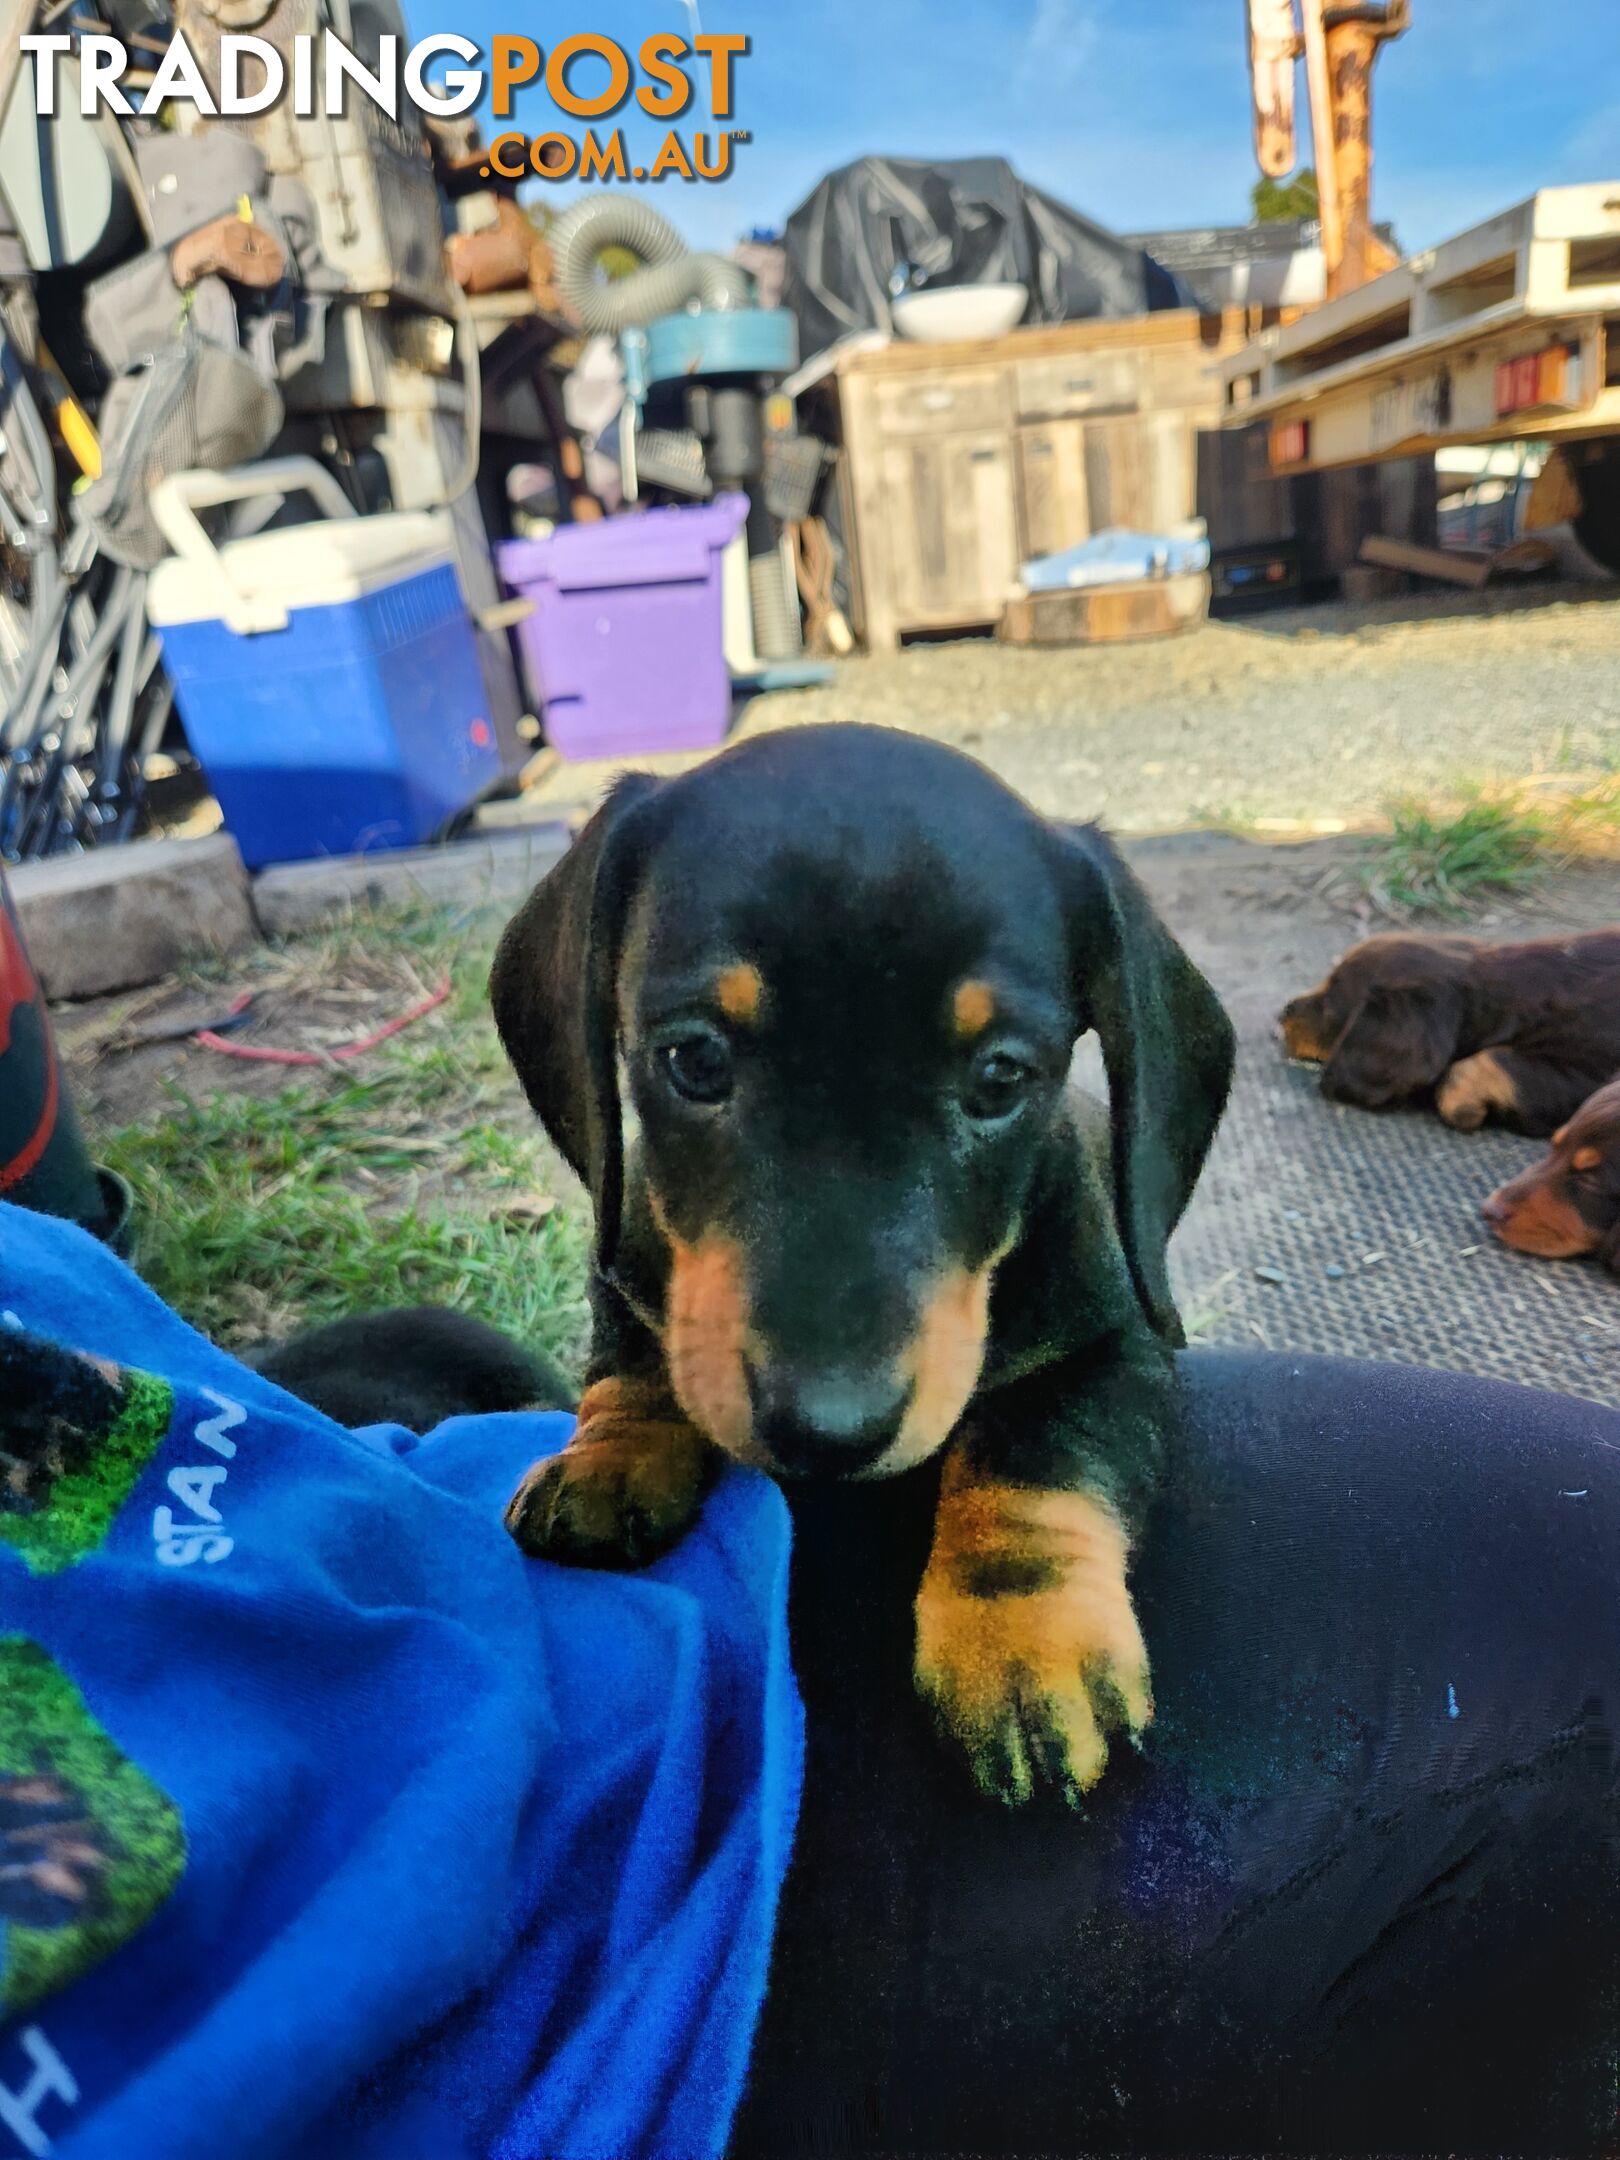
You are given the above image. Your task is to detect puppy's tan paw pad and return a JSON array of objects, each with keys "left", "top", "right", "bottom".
[{"left": 914, "top": 1481, "right": 1151, "bottom": 1806}]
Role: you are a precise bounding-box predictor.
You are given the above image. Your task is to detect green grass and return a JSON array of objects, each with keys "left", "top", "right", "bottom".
[
  {"left": 1552, "top": 774, "right": 1620, "bottom": 857},
  {"left": 100, "top": 906, "right": 591, "bottom": 1371},
  {"left": 1364, "top": 793, "right": 1551, "bottom": 918}
]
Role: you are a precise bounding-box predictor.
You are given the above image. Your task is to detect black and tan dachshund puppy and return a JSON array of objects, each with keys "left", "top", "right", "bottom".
[
  {"left": 1281, "top": 929, "right": 1620, "bottom": 1136},
  {"left": 492, "top": 725, "right": 1233, "bottom": 1804},
  {"left": 1482, "top": 1073, "right": 1620, "bottom": 1263}
]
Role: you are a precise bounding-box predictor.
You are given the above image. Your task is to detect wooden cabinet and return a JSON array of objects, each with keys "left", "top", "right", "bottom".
[{"left": 829, "top": 310, "right": 1253, "bottom": 651}]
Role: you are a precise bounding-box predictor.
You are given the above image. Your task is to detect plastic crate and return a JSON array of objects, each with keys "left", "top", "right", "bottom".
[{"left": 499, "top": 495, "right": 748, "bottom": 760}]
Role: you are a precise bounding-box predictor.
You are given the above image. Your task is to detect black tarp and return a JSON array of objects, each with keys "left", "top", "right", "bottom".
[{"left": 782, "top": 155, "right": 1190, "bottom": 363}]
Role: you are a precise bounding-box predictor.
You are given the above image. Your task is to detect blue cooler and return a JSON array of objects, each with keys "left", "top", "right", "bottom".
[{"left": 147, "top": 460, "right": 502, "bottom": 870}]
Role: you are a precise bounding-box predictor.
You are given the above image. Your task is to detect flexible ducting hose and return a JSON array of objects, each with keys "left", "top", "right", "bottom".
[
  {"left": 749, "top": 552, "right": 800, "bottom": 662},
  {"left": 551, "top": 195, "right": 751, "bottom": 333}
]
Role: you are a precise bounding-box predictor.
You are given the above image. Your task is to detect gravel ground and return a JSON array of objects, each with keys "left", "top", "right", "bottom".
[{"left": 507, "top": 580, "right": 1620, "bottom": 832}]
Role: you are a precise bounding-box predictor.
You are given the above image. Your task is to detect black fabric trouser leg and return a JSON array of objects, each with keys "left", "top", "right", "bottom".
[{"left": 735, "top": 1351, "right": 1620, "bottom": 2157}]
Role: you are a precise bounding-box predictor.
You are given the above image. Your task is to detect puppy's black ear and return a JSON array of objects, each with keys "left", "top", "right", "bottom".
[
  {"left": 1058, "top": 825, "right": 1235, "bottom": 1342},
  {"left": 1322, "top": 979, "right": 1464, "bottom": 1106},
  {"left": 490, "top": 774, "right": 663, "bottom": 1267}
]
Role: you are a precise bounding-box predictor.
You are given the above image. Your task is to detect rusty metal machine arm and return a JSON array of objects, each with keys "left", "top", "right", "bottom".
[{"left": 1249, "top": 0, "right": 1410, "bottom": 299}]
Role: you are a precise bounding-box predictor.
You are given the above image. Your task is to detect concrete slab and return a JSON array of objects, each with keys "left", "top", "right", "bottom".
[
  {"left": 11, "top": 834, "right": 260, "bottom": 1002},
  {"left": 252, "top": 823, "right": 573, "bottom": 938}
]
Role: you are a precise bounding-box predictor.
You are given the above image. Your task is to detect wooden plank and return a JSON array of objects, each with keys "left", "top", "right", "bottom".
[
  {"left": 1082, "top": 416, "right": 1145, "bottom": 530},
  {"left": 839, "top": 374, "right": 900, "bottom": 653},
  {"left": 1016, "top": 423, "right": 1090, "bottom": 560},
  {"left": 1143, "top": 412, "right": 1197, "bottom": 528},
  {"left": 1085, "top": 578, "right": 1205, "bottom": 642},
  {"left": 1001, "top": 573, "right": 1211, "bottom": 646},
  {"left": 837, "top": 309, "right": 1251, "bottom": 382},
  {"left": 955, "top": 433, "right": 1021, "bottom": 617},
  {"left": 1359, "top": 534, "right": 1492, "bottom": 587}
]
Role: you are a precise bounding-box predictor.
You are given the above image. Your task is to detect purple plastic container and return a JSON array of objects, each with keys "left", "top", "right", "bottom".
[{"left": 499, "top": 495, "right": 749, "bottom": 761}]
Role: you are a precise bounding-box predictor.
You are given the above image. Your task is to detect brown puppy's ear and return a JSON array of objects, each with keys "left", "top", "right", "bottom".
[
  {"left": 1058, "top": 825, "right": 1235, "bottom": 1343},
  {"left": 1321, "top": 979, "right": 1464, "bottom": 1106},
  {"left": 490, "top": 774, "right": 663, "bottom": 1267}
]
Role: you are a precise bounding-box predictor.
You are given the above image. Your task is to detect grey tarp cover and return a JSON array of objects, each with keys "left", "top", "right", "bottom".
[{"left": 782, "top": 155, "right": 1190, "bottom": 362}]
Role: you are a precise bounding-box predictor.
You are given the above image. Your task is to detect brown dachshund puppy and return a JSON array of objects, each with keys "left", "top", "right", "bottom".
[
  {"left": 1481, "top": 1075, "right": 1620, "bottom": 1263},
  {"left": 491, "top": 725, "right": 1233, "bottom": 1806},
  {"left": 1280, "top": 930, "right": 1620, "bottom": 1137}
]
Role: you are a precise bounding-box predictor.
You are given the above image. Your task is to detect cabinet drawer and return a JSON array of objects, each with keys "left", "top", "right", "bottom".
[
  {"left": 1015, "top": 350, "right": 1141, "bottom": 420},
  {"left": 871, "top": 368, "right": 1010, "bottom": 438},
  {"left": 1147, "top": 342, "right": 1219, "bottom": 411}
]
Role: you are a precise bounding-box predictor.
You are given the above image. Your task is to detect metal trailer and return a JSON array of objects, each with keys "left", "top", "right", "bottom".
[{"left": 1218, "top": 184, "right": 1620, "bottom": 569}]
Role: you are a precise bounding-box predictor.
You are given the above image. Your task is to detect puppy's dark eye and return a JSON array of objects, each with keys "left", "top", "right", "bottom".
[
  {"left": 962, "top": 1049, "right": 1036, "bottom": 1124},
  {"left": 660, "top": 1029, "right": 734, "bottom": 1106}
]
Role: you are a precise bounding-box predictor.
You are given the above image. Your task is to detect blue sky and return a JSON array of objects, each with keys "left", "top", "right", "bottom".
[{"left": 417, "top": 2, "right": 1620, "bottom": 255}]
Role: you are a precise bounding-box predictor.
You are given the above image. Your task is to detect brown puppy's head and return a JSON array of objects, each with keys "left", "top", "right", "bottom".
[
  {"left": 492, "top": 726, "right": 1232, "bottom": 1482},
  {"left": 1279, "top": 935, "right": 1474, "bottom": 1108},
  {"left": 1481, "top": 1078, "right": 1620, "bottom": 1263}
]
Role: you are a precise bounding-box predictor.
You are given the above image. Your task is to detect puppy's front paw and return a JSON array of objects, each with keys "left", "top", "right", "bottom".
[
  {"left": 914, "top": 1475, "right": 1151, "bottom": 1807},
  {"left": 505, "top": 1378, "right": 715, "bottom": 1568},
  {"left": 1437, "top": 1051, "right": 1516, "bottom": 1133}
]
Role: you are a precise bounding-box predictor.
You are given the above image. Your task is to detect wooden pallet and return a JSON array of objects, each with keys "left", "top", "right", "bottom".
[{"left": 1220, "top": 185, "right": 1620, "bottom": 469}]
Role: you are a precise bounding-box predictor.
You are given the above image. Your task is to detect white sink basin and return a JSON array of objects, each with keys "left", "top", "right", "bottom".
[{"left": 892, "top": 282, "right": 1030, "bottom": 344}]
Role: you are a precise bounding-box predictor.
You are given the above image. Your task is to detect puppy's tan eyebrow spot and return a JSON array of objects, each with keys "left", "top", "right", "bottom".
[
  {"left": 1572, "top": 1145, "right": 1602, "bottom": 1171},
  {"left": 952, "top": 979, "right": 997, "bottom": 1040},
  {"left": 716, "top": 963, "right": 765, "bottom": 1026}
]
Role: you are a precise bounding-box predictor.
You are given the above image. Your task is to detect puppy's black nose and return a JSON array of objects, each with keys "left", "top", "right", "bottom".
[
  {"left": 746, "top": 1365, "right": 912, "bottom": 1479},
  {"left": 1481, "top": 1192, "right": 1510, "bottom": 1225}
]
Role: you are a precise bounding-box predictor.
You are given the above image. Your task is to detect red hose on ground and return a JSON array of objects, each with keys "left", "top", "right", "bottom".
[{"left": 192, "top": 978, "right": 452, "bottom": 1066}]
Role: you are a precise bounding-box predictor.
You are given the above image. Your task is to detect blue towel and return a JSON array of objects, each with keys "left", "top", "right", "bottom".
[{"left": 0, "top": 1199, "right": 802, "bottom": 2160}]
